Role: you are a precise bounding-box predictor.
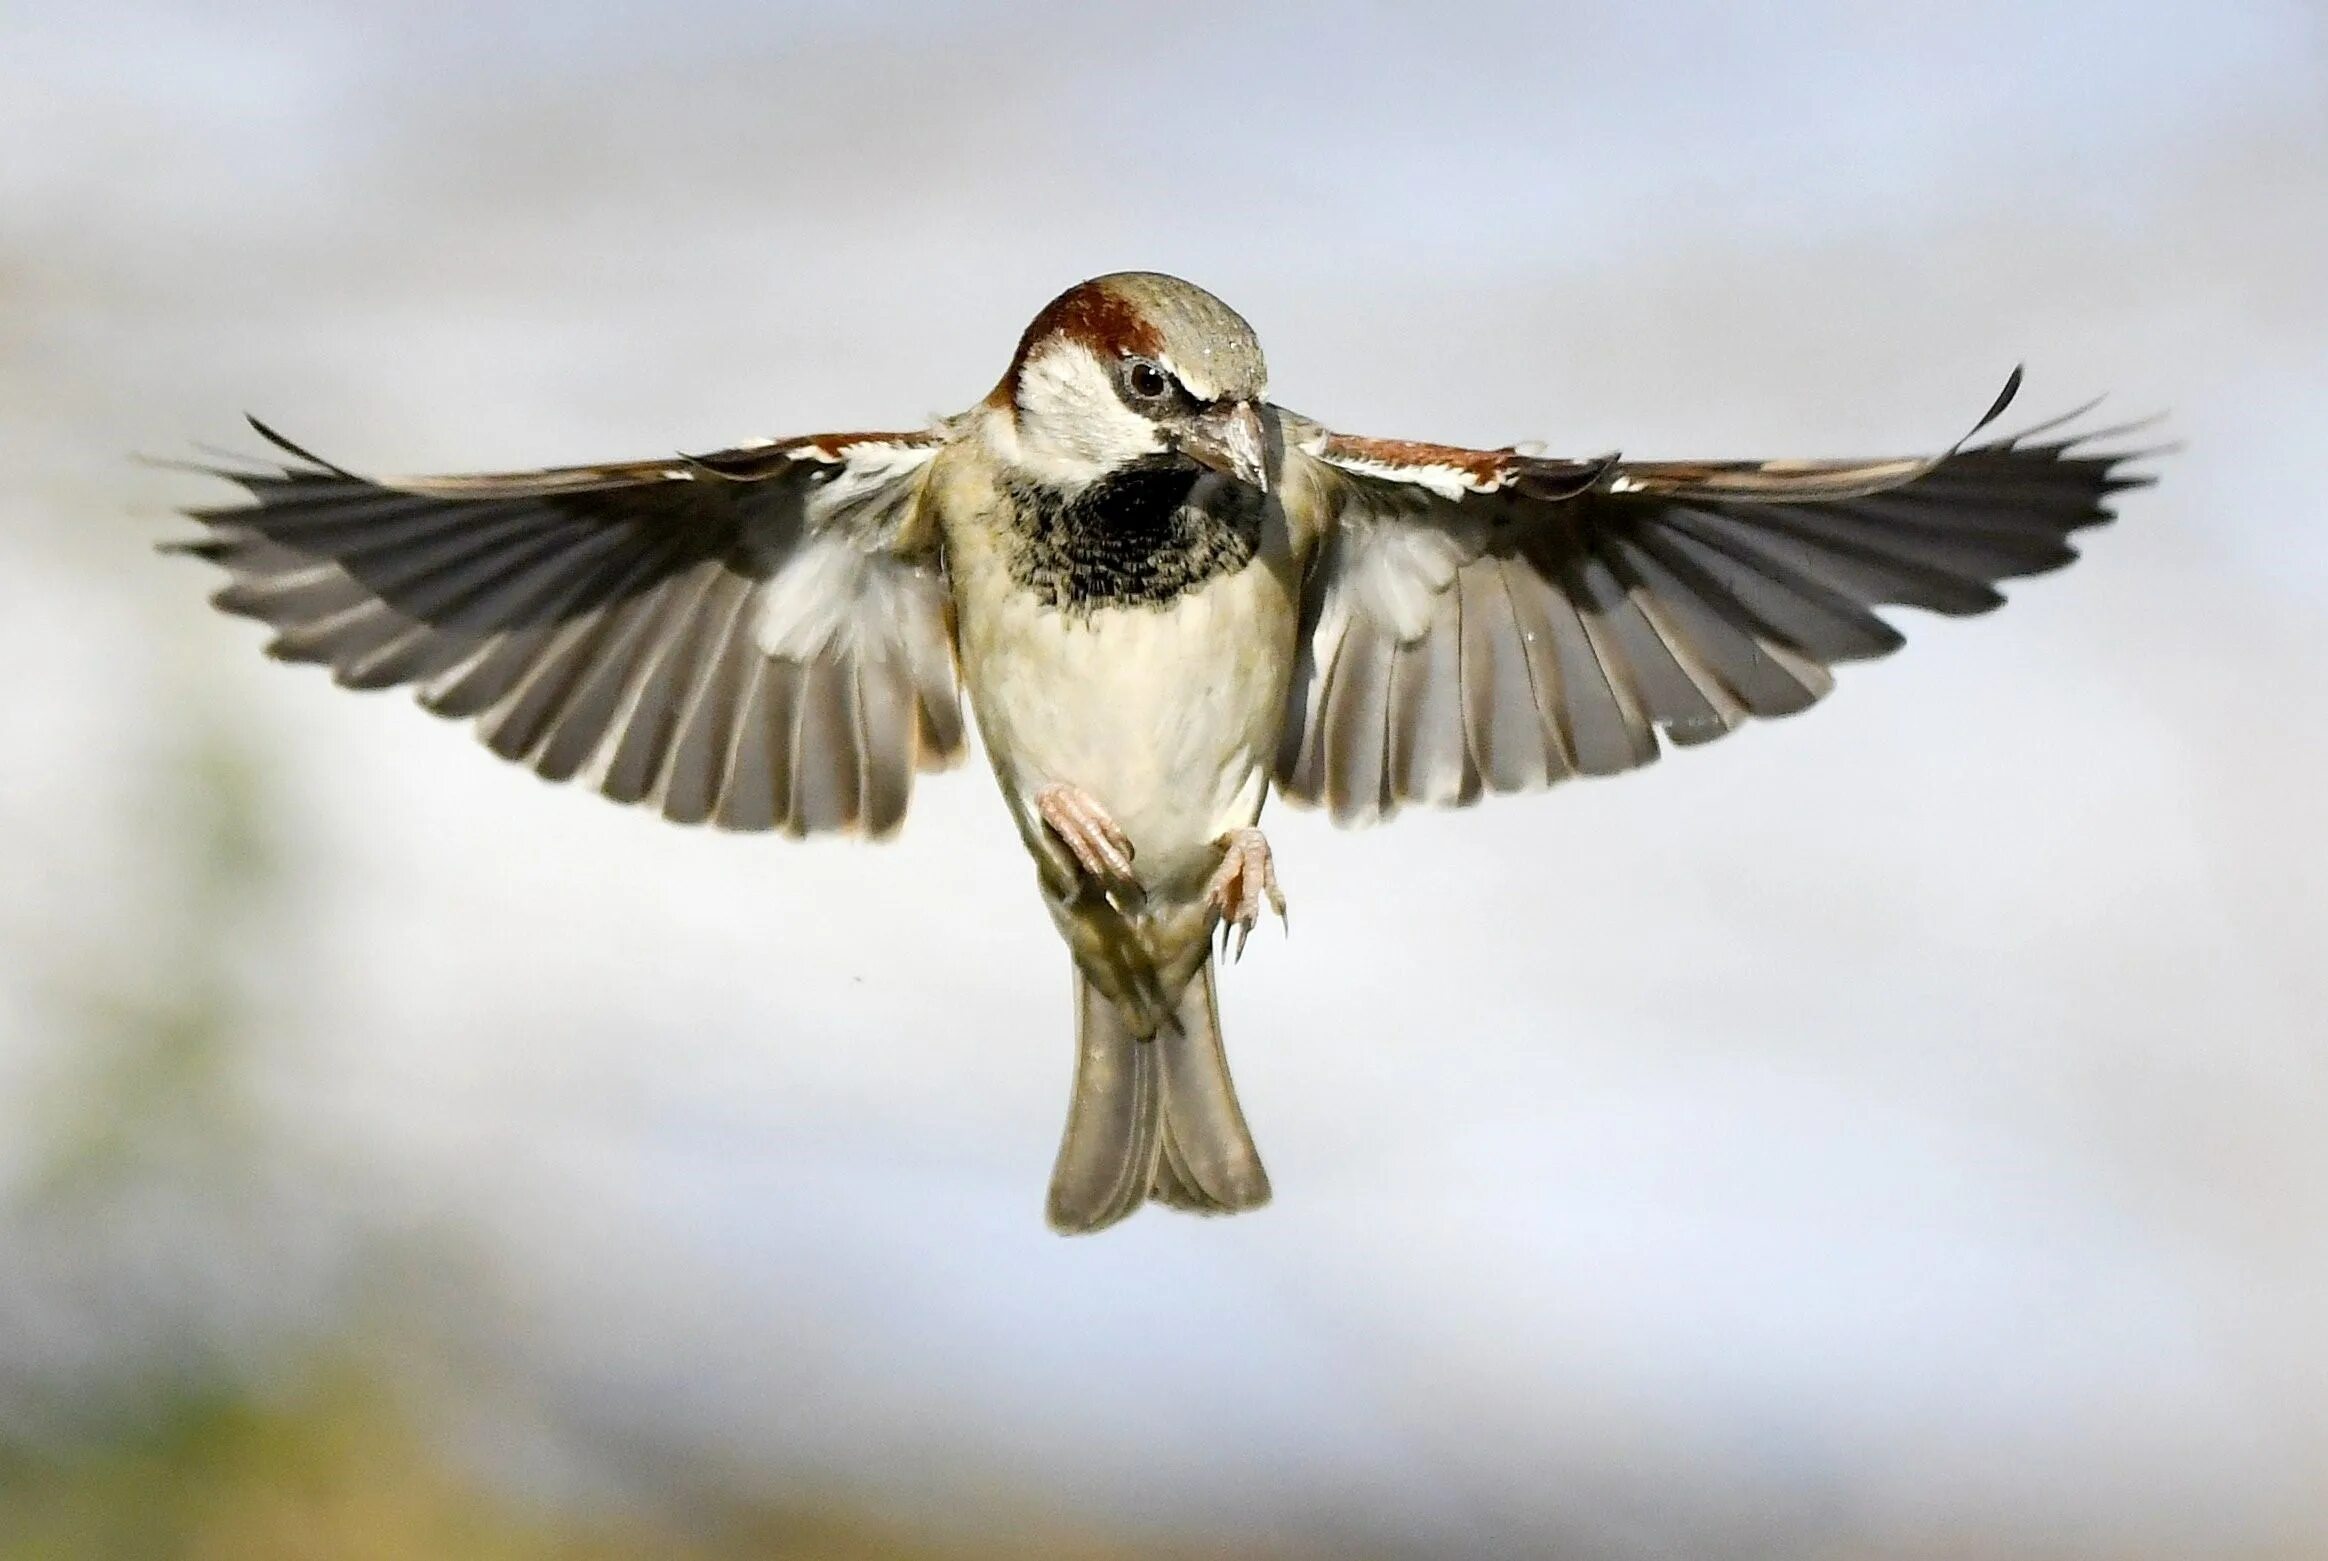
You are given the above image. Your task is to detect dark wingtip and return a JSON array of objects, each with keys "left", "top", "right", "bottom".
[
  {"left": 1965, "top": 365, "right": 2025, "bottom": 443},
  {"left": 2103, "top": 443, "right": 2179, "bottom": 479},
  {"left": 244, "top": 414, "right": 361, "bottom": 478}
]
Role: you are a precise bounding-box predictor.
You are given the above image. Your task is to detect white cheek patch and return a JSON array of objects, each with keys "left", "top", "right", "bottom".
[{"left": 1014, "top": 342, "right": 1166, "bottom": 484}]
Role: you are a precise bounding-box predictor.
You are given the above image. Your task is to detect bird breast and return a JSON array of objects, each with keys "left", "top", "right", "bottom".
[{"left": 946, "top": 482, "right": 1300, "bottom": 899}]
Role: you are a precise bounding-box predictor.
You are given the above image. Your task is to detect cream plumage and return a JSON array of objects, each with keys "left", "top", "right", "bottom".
[{"left": 167, "top": 271, "right": 2154, "bottom": 1232}]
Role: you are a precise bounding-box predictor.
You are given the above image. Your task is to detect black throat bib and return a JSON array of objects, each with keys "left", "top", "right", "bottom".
[{"left": 1003, "top": 457, "right": 1261, "bottom": 612}]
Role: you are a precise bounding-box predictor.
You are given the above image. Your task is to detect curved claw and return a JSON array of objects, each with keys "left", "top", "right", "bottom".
[
  {"left": 1206, "top": 828, "right": 1287, "bottom": 965},
  {"left": 1036, "top": 783, "right": 1141, "bottom": 910}
]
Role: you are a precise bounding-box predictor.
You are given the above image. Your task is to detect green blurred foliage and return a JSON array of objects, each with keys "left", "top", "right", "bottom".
[{"left": 0, "top": 1369, "right": 1216, "bottom": 1561}]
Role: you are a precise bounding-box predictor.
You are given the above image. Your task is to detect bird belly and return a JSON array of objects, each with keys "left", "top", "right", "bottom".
[{"left": 963, "top": 565, "right": 1294, "bottom": 900}]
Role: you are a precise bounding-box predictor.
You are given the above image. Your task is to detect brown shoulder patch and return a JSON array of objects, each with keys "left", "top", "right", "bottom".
[
  {"left": 786, "top": 429, "right": 941, "bottom": 461},
  {"left": 1319, "top": 434, "right": 1518, "bottom": 486},
  {"left": 1318, "top": 436, "right": 1618, "bottom": 501},
  {"left": 990, "top": 279, "right": 1165, "bottom": 406}
]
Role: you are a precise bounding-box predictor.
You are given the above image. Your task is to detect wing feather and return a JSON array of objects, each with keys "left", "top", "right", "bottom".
[
  {"left": 1386, "top": 582, "right": 1474, "bottom": 806},
  {"left": 1458, "top": 561, "right": 1549, "bottom": 794},
  {"left": 1320, "top": 606, "right": 1396, "bottom": 827},
  {"left": 598, "top": 559, "right": 726, "bottom": 804},
  {"left": 786, "top": 654, "right": 857, "bottom": 837},
  {"left": 660, "top": 586, "right": 755, "bottom": 825},
  {"left": 1498, "top": 563, "right": 1580, "bottom": 783},
  {"left": 169, "top": 425, "right": 960, "bottom": 834},
  {"left": 714, "top": 656, "right": 787, "bottom": 833}
]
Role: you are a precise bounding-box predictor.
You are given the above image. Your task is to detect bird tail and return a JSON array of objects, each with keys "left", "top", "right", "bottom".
[{"left": 1045, "top": 958, "right": 1272, "bottom": 1234}]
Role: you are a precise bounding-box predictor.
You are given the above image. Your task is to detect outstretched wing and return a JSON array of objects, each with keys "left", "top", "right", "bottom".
[
  {"left": 1273, "top": 373, "right": 2155, "bottom": 825},
  {"left": 168, "top": 422, "right": 964, "bottom": 836}
]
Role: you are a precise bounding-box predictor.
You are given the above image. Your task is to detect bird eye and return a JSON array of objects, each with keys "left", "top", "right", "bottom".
[{"left": 1124, "top": 359, "right": 1171, "bottom": 401}]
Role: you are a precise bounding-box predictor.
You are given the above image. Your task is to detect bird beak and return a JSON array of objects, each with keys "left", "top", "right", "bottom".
[{"left": 1176, "top": 400, "right": 1270, "bottom": 492}]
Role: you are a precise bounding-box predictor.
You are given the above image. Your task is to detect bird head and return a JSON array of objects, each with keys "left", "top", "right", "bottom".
[{"left": 989, "top": 272, "right": 1270, "bottom": 493}]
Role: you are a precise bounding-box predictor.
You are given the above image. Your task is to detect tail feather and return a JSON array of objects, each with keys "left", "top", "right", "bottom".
[
  {"left": 1046, "top": 975, "right": 1166, "bottom": 1233},
  {"left": 1046, "top": 959, "right": 1271, "bottom": 1234},
  {"left": 1152, "top": 962, "right": 1272, "bottom": 1213}
]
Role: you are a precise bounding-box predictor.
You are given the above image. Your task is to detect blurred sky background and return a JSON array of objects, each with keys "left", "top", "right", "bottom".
[{"left": 4, "top": 1, "right": 2326, "bottom": 1556}]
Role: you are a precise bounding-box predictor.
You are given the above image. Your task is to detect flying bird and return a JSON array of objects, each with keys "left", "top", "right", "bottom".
[{"left": 166, "top": 272, "right": 2153, "bottom": 1233}]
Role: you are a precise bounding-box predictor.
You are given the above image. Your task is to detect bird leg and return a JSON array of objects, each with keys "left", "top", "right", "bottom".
[
  {"left": 1206, "top": 827, "right": 1288, "bottom": 962},
  {"left": 1037, "top": 782, "right": 1138, "bottom": 902}
]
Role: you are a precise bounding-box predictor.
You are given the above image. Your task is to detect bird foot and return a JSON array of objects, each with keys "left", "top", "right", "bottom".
[
  {"left": 1206, "top": 827, "right": 1288, "bottom": 962},
  {"left": 1037, "top": 782, "right": 1139, "bottom": 904}
]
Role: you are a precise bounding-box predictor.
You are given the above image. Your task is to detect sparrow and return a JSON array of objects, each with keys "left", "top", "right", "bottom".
[{"left": 166, "top": 271, "right": 2154, "bottom": 1233}]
